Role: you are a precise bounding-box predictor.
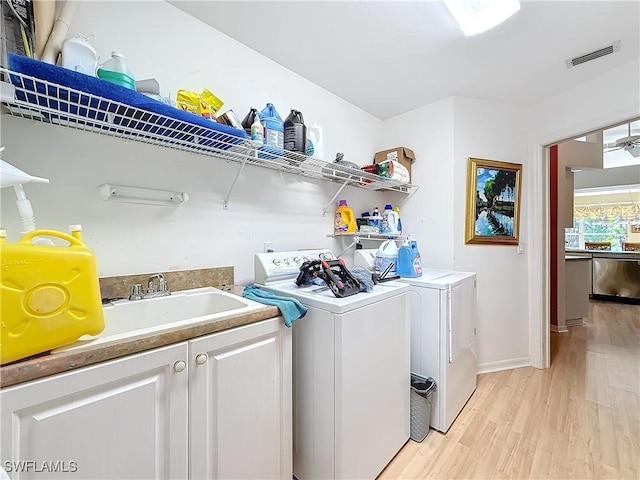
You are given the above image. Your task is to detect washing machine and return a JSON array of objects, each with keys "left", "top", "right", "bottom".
[
  {"left": 254, "top": 249, "right": 410, "bottom": 480},
  {"left": 355, "top": 249, "right": 478, "bottom": 433}
]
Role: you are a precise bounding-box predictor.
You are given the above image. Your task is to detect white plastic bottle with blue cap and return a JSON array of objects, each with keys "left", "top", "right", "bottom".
[{"left": 380, "top": 204, "right": 399, "bottom": 235}]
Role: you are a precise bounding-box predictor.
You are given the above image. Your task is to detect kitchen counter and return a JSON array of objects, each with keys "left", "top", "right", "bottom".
[
  {"left": 565, "top": 249, "right": 640, "bottom": 260},
  {"left": 565, "top": 250, "right": 640, "bottom": 302},
  {"left": 0, "top": 286, "right": 279, "bottom": 388}
]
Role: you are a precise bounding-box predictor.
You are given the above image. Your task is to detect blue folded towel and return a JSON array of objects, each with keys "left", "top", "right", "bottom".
[
  {"left": 242, "top": 284, "right": 308, "bottom": 327},
  {"left": 350, "top": 267, "right": 375, "bottom": 292}
]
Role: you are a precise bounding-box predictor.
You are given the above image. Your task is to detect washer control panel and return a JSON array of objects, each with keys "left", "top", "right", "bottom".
[{"left": 254, "top": 249, "right": 335, "bottom": 285}]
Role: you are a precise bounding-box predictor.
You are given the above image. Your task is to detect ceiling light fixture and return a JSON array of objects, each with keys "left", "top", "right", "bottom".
[{"left": 443, "top": 0, "right": 521, "bottom": 36}]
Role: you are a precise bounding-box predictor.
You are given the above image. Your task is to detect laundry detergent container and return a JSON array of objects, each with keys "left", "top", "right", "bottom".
[{"left": 0, "top": 229, "right": 105, "bottom": 364}]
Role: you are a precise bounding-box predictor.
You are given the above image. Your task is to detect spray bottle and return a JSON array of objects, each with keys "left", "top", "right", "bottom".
[{"left": 250, "top": 112, "right": 264, "bottom": 146}]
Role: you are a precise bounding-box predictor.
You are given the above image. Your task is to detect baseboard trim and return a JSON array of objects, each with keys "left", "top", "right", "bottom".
[
  {"left": 477, "top": 357, "right": 531, "bottom": 375},
  {"left": 550, "top": 324, "right": 569, "bottom": 333},
  {"left": 566, "top": 318, "right": 586, "bottom": 327}
]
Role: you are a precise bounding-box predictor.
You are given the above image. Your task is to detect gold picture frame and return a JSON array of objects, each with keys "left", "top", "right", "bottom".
[{"left": 465, "top": 157, "right": 522, "bottom": 245}]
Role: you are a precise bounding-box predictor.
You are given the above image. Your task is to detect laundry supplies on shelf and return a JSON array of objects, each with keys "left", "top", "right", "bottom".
[
  {"left": 381, "top": 204, "right": 400, "bottom": 235},
  {"left": 250, "top": 112, "right": 264, "bottom": 146},
  {"left": 260, "top": 102, "right": 284, "bottom": 154},
  {"left": 305, "top": 122, "right": 325, "bottom": 160},
  {"left": 335, "top": 199, "right": 356, "bottom": 234},
  {"left": 375, "top": 238, "right": 398, "bottom": 279},
  {"left": 284, "top": 109, "right": 306, "bottom": 153},
  {"left": 97, "top": 51, "right": 135, "bottom": 90},
  {"left": 397, "top": 238, "right": 423, "bottom": 278},
  {"left": 241, "top": 107, "right": 259, "bottom": 135}
]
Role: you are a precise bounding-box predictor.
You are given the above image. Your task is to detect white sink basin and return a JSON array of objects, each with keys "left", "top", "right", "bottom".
[{"left": 53, "top": 287, "right": 264, "bottom": 353}]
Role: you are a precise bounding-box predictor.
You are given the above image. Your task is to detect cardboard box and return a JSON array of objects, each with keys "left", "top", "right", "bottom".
[{"left": 374, "top": 147, "right": 415, "bottom": 183}]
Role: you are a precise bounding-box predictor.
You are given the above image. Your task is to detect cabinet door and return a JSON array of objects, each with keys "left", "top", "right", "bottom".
[
  {"left": 189, "top": 317, "right": 292, "bottom": 480},
  {"left": 0, "top": 343, "right": 189, "bottom": 480}
]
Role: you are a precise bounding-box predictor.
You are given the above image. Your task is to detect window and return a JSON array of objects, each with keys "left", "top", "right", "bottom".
[{"left": 566, "top": 218, "right": 630, "bottom": 251}]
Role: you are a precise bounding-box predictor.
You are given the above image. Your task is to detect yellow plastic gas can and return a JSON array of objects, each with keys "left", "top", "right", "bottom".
[{"left": 0, "top": 228, "right": 105, "bottom": 364}]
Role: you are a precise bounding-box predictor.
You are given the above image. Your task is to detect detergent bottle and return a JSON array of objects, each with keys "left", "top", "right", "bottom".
[
  {"left": 334, "top": 199, "right": 356, "bottom": 234},
  {"left": 397, "top": 236, "right": 422, "bottom": 277},
  {"left": 410, "top": 240, "right": 423, "bottom": 276},
  {"left": 260, "top": 103, "right": 284, "bottom": 153},
  {"left": 380, "top": 204, "right": 399, "bottom": 235},
  {"left": 368, "top": 206, "right": 382, "bottom": 233},
  {"left": 393, "top": 206, "right": 403, "bottom": 235}
]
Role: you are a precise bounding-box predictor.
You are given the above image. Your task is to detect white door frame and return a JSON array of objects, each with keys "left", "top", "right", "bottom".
[{"left": 529, "top": 111, "right": 639, "bottom": 370}]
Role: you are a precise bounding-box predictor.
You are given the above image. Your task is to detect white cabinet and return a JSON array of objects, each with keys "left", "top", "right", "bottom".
[
  {"left": 565, "top": 256, "right": 590, "bottom": 324},
  {"left": 0, "top": 342, "right": 190, "bottom": 479},
  {"left": 189, "top": 317, "right": 292, "bottom": 480},
  {"left": 0, "top": 317, "right": 291, "bottom": 480}
]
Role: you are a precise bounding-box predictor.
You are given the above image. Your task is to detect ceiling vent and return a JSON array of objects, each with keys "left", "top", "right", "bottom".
[{"left": 566, "top": 40, "right": 620, "bottom": 69}]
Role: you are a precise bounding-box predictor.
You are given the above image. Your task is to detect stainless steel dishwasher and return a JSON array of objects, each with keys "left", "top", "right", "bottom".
[{"left": 592, "top": 253, "right": 640, "bottom": 301}]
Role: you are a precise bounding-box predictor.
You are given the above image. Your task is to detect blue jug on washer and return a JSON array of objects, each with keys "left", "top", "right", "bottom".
[{"left": 397, "top": 238, "right": 422, "bottom": 278}]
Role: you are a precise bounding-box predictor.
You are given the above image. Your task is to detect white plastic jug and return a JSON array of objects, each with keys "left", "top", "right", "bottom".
[
  {"left": 305, "top": 122, "right": 325, "bottom": 161},
  {"left": 381, "top": 204, "right": 399, "bottom": 235},
  {"left": 96, "top": 51, "right": 136, "bottom": 90},
  {"left": 375, "top": 238, "right": 398, "bottom": 277},
  {"left": 61, "top": 36, "right": 98, "bottom": 76},
  {"left": 397, "top": 238, "right": 422, "bottom": 278}
]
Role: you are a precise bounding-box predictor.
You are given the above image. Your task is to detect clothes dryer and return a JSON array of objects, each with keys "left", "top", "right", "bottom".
[{"left": 401, "top": 269, "right": 478, "bottom": 432}]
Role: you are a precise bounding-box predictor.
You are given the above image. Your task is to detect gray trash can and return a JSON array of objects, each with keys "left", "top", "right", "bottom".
[{"left": 410, "top": 373, "right": 437, "bottom": 442}]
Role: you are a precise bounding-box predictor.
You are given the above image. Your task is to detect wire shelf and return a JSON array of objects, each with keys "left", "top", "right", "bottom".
[{"left": 1, "top": 68, "right": 416, "bottom": 194}]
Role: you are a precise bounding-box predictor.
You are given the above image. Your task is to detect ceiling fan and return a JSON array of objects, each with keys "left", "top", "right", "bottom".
[{"left": 604, "top": 123, "right": 640, "bottom": 157}]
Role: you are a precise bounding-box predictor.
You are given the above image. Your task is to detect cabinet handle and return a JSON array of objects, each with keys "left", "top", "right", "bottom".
[
  {"left": 173, "top": 360, "right": 187, "bottom": 372},
  {"left": 196, "top": 353, "right": 208, "bottom": 365}
]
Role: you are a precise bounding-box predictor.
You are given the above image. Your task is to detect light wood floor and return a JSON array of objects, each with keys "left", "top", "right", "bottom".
[{"left": 380, "top": 300, "right": 640, "bottom": 480}]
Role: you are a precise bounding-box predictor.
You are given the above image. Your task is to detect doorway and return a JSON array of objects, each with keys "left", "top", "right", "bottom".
[{"left": 544, "top": 117, "right": 640, "bottom": 367}]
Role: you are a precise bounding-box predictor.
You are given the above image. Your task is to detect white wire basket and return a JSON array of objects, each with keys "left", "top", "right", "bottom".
[{"left": 1, "top": 66, "right": 415, "bottom": 193}]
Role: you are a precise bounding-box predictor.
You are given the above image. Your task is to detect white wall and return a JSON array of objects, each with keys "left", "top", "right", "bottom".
[
  {"left": 380, "top": 98, "right": 455, "bottom": 269},
  {"left": 452, "top": 98, "right": 529, "bottom": 371},
  {"left": 0, "top": 1, "right": 386, "bottom": 283},
  {"left": 381, "top": 97, "right": 530, "bottom": 371}
]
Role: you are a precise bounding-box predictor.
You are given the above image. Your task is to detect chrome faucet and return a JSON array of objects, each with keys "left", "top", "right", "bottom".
[{"left": 129, "top": 273, "right": 171, "bottom": 300}]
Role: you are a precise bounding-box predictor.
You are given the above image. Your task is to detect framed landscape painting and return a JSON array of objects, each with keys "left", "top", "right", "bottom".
[{"left": 465, "top": 157, "right": 522, "bottom": 245}]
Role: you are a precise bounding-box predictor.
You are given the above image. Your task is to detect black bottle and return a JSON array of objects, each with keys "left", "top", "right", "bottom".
[
  {"left": 284, "top": 109, "right": 307, "bottom": 153},
  {"left": 241, "top": 108, "right": 259, "bottom": 136}
]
